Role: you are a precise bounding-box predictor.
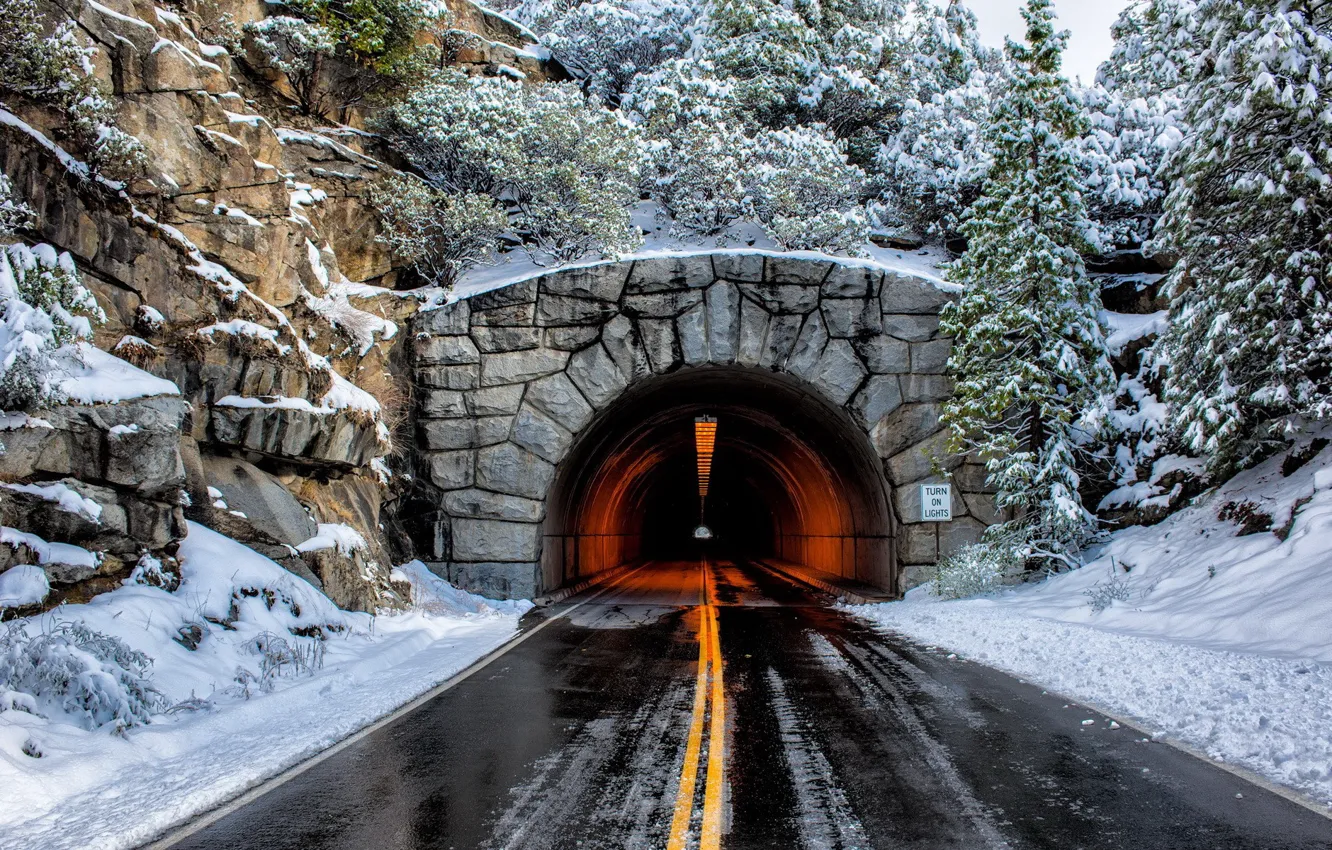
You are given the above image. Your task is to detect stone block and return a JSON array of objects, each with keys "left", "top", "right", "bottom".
[
  {"left": 712, "top": 253, "right": 764, "bottom": 282},
  {"left": 471, "top": 278, "right": 538, "bottom": 310},
  {"left": 822, "top": 298, "right": 883, "bottom": 338},
  {"left": 910, "top": 339, "right": 952, "bottom": 374},
  {"left": 740, "top": 283, "right": 820, "bottom": 314},
  {"left": 806, "top": 339, "right": 866, "bottom": 407},
  {"left": 603, "top": 314, "right": 647, "bottom": 379},
  {"left": 885, "top": 430, "right": 958, "bottom": 487},
  {"left": 511, "top": 403, "right": 574, "bottom": 464},
  {"left": 543, "top": 326, "right": 601, "bottom": 350},
  {"left": 881, "top": 274, "right": 956, "bottom": 314},
  {"left": 963, "top": 492, "right": 1006, "bottom": 526},
  {"left": 851, "top": 376, "right": 903, "bottom": 430},
  {"left": 526, "top": 372, "right": 594, "bottom": 433},
  {"left": 882, "top": 313, "right": 940, "bottom": 342},
  {"left": 420, "top": 389, "right": 467, "bottom": 419},
  {"left": 418, "top": 364, "right": 479, "bottom": 390},
  {"left": 443, "top": 488, "right": 545, "bottom": 522},
  {"left": 639, "top": 318, "right": 679, "bottom": 374},
  {"left": 898, "top": 523, "right": 938, "bottom": 564},
  {"left": 540, "top": 264, "right": 630, "bottom": 301},
  {"left": 480, "top": 349, "right": 569, "bottom": 386},
  {"left": 622, "top": 290, "right": 704, "bottom": 318},
  {"left": 416, "top": 301, "right": 469, "bottom": 335},
  {"left": 822, "top": 264, "right": 881, "bottom": 298},
  {"left": 895, "top": 478, "right": 968, "bottom": 525},
  {"left": 705, "top": 281, "right": 741, "bottom": 365},
  {"left": 202, "top": 455, "right": 316, "bottom": 546},
  {"left": 451, "top": 519, "right": 541, "bottom": 561},
  {"left": 428, "top": 451, "right": 475, "bottom": 490},
  {"left": 536, "top": 294, "right": 613, "bottom": 326},
  {"left": 465, "top": 385, "right": 525, "bottom": 416},
  {"left": 476, "top": 442, "right": 556, "bottom": 499},
  {"left": 421, "top": 416, "right": 511, "bottom": 451},
  {"left": 786, "top": 312, "right": 829, "bottom": 379},
  {"left": 470, "top": 303, "right": 536, "bottom": 327},
  {"left": 873, "top": 403, "right": 942, "bottom": 459},
  {"left": 736, "top": 296, "right": 770, "bottom": 367},
  {"left": 765, "top": 256, "right": 832, "bottom": 286},
  {"left": 900, "top": 374, "right": 954, "bottom": 403},
  {"left": 471, "top": 326, "right": 541, "bottom": 353},
  {"left": 677, "top": 302, "right": 708, "bottom": 365},
  {"left": 758, "top": 314, "right": 803, "bottom": 370},
  {"left": 856, "top": 336, "right": 910, "bottom": 374},
  {"left": 435, "top": 561, "right": 539, "bottom": 600},
  {"left": 954, "top": 462, "right": 997, "bottom": 494},
  {"left": 625, "top": 255, "right": 715, "bottom": 293},
  {"left": 939, "top": 517, "right": 986, "bottom": 558},
  {"left": 415, "top": 335, "right": 480, "bottom": 366},
  {"left": 568, "top": 343, "right": 629, "bottom": 408}
]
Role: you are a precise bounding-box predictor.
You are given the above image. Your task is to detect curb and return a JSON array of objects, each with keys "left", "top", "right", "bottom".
[
  {"left": 752, "top": 559, "right": 887, "bottom": 605},
  {"left": 531, "top": 561, "right": 643, "bottom": 607}
]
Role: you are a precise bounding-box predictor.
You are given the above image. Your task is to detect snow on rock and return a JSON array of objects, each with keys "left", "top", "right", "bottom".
[
  {"left": 0, "top": 522, "right": 527, "bottom": 849},
  {"left": 0, "top": 481, "right": 102, "bottom": 522},
  {"left": 0, "top": 565, "right": 49, "bottom": 608},
  {"left": 0, "top": 527, "right": 98, "bottom": 571},
  {"left": 849, "top": 436, "right": 1332, "bottom": 805},
  {"left": 1103, "top": 309, "right": 1168, "bottom": 355},
  {"left": 393, "top": 560, "right": 534, "bottom": 618},
  {"left": 296, "top": 522, "right": 369, "bottom": 556},
  {"left": 56, "top": 343, "right": 179, "bottom": 404}
]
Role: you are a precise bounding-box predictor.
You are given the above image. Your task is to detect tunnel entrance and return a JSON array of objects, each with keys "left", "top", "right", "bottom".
[{"left": 542, "top": 367, "right": 896, "bottom": 592}]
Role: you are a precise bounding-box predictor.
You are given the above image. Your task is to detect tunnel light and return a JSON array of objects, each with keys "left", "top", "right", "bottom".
[{"left": 695, "top": 416, "right": 717, "bottom": 499}]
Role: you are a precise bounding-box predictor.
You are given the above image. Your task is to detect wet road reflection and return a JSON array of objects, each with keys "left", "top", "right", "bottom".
[{"left": 162, "top": 559, "right": 1332, "bottom": 850}]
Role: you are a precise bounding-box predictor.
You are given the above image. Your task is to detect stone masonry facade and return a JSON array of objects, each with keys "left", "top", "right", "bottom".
[{"left": 411, "top": 252, "right": 1002, "bottom": 598}]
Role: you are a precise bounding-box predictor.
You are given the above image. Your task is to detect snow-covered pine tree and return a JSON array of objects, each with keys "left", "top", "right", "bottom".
[
  {"left": 940, "top": 0, "right": 1114, "bottom": 572},
  {"left": 1157, "top": 0, "right": 1332, "bottom": 476}
]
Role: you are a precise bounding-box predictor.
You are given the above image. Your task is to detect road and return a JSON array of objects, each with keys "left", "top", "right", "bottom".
[{"left": 162, "top": 559, "right": 1332, "bottom": 850}]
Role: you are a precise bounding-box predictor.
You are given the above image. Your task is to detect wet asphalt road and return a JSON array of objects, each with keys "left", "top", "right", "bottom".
[{"left": 163, "top": 559, "right": 1332, "bottom": 850}]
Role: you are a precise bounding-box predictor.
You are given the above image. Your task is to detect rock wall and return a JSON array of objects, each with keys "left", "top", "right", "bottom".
[{"left": 407, "top": 254, "right": 1007, "bottom": 598}]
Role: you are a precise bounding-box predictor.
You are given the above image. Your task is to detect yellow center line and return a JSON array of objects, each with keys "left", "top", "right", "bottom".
[{"left": 666, "top": 558, "right": 727, "bottom": 850}]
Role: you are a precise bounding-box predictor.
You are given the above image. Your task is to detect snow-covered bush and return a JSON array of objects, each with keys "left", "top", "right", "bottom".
[
  {"left": 0, "top": 243, "right": 105, "bottom": 410},
  {"left": 746, "top": 127, "right": 868, "bottom": 252},
  {"left": 0, "top": 0, "right": 148, "bottom": 182},
  {"left": 644, "top": 120, "right": 753, "bottom": 240},
  {"left": 0, "top": 621, "right": 167, "bottom": 731},
  {"left": 540, "top": 0, "right": 697, "bottom": 104},
  {"left": 243, "top": 16, "right": 337, "bottom": 116},
  {"left": 382, "top": 72, "right": 642, "bottom": 263},
  {"left": 933, "top": 539, "right": 1020, "bottom": 599},
  {"left": 1156, "top": 0, "right": 1332, "bottom": 477},
  {"left": 367, "top": 173, "right": 506, "bottom": 287},
  {"left": 0, "top": 175, "right": 35, "bottom": 236}
]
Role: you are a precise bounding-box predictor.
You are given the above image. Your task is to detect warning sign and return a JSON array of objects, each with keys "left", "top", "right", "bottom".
[{"left": 920, "top": 483, "right": 952, "bottom": 522}]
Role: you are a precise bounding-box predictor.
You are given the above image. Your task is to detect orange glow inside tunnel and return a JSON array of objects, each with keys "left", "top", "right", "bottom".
[{"left": 541, "top": 368, "right": 896, "bottom": 594}]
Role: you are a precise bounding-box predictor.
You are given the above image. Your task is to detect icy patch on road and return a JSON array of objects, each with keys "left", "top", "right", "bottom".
[{"left": 848, "top": 438, "right": 1332, "bottom": 806}]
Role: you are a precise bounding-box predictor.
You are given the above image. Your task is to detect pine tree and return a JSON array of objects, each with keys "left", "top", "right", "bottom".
[
  {"left": 940, "top": 0, "right": 1113, "bottom": 570},
  {"left": 1157, "top": 0, "right": 1332, "bottom": 475}
]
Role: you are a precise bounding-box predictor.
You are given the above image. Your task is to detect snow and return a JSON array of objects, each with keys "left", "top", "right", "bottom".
[
  {"left": 56, "top": 344, "right": 179, "bottom": 404},
  {"left": 295, "top": 523, "right": 368, "bottom": 556},
  {"left": 0, "top": 565, "right": 49, "bottom": 609},
  {"left": 1103, "top": 309, "right": 1168, "bottom": 355},
  {"left": 0, "top": 527, "right": 97, "bottom": 570},
  {"left": 0, "top": 523, "right": 529, "bottom": 849},
  {"left": 849, "top": 437, "right": 1332, "bottom": 806},
  {"left": 0, "top": 481, "right": 102, "bottom": 522}
]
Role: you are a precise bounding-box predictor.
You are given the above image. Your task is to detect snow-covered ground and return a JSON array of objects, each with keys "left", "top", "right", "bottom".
[
  {"left": 849, "top": 436, "right": 1332, "bottom": 807},
  {"left": 0, "top": 525, "right": 530, "bottom": 850}
]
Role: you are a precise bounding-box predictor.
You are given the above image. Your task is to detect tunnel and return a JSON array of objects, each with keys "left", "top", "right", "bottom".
[{"left": 541, "top": 367, "right": 896, "bottom": 592}]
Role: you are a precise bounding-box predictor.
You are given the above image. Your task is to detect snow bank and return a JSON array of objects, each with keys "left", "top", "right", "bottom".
[
  {"left": 849, "top": 438, "right": 1332, "bottom": 806},
  {"left": 57, "top": 343, "right": 179, "bottom": 404},
  {"left": 0, "top": 523, "right": 527, "bottom": 849}
]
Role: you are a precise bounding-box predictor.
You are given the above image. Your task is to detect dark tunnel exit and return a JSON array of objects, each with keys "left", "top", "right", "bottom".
[{"left": 541, "top": 367, "right": 896, "bottom": 593}]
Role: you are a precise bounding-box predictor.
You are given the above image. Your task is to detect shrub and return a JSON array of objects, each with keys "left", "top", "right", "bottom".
[
  {"left": 243, "top": 16, "right": 337, "bottom": 116},
  {"left": 746, "top": 126, "right": 868, "bottom": 253},
  {"left": 0, "top": 0, "right": 148, "bottom": 182},
  {"left": 366, "top": 173, "right": 506, "bottom": 287},
  {"left": 933, "top": 538, "right": 1022, "bottom": 599},
  {"left": 0, "top": 621, "right": 167, "bottom": 730},
  {"left": 540, "top": 0, "right": 696, "bottom": 104},
  {"left": 0, "top": 175, "right": 35, "bottom": 236},
  {"left": 382, "top": 72, "right": 642, "bottom": 263}
]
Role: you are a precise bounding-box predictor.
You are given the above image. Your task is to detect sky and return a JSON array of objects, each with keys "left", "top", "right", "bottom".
[{"left": 963, "top": 0, "right": 1136, "bottom": 84}]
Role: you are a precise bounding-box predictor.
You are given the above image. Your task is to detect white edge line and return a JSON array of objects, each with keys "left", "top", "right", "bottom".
[{"left": 142, "top": 572, "right": 638, "bottom": 849}]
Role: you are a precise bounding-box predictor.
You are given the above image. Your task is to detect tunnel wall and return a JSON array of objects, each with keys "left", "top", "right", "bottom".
[{"left": 409, "top": 252, "right": 1004, "bottom": 599}]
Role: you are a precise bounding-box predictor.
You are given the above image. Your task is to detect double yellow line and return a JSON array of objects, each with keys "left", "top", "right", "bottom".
[{"left": 667, "top": 562, "right": 726, "bottom": 850}]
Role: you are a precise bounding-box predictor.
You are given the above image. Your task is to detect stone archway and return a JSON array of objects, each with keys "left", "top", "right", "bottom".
[{"left": 410, "top": 253, "right": 998, "bottom": 598}]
